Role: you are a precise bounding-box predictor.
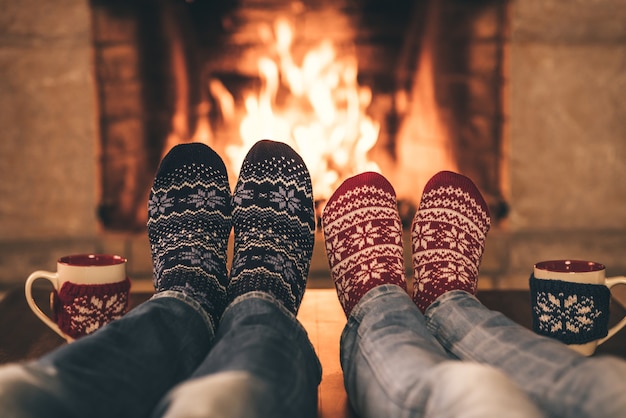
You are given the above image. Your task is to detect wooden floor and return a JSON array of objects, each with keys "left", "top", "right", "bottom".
[{"left": 298, "top": 289, "right": 356, "bottom": 417}]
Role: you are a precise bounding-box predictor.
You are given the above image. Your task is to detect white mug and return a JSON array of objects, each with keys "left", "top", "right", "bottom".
[
  {"left": 531, "top": 260, "right": 626, "bottom": 356},
  {"left": 25, "top": 254, "right": 130, "bottom": 342}
]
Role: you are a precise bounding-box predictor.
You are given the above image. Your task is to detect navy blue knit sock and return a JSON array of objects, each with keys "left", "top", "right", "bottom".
[
  {"left": 228, "top": 140, "right": 315, "bottom": 314},
  {"left": 147, "top": 143, "right": 232, "bottom": 328}
]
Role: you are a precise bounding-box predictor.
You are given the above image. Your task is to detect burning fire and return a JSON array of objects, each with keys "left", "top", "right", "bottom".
[
  {"left": 221, "top": 17, "right": 381, "bottom": 201},
  {"left": 162, "top": 14, "right": 457, "bottom": 208}
]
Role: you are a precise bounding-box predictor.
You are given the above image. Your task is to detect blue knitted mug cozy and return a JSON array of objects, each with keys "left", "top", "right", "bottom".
[{"left": 529, "top": 274, "right": 610, "bottom": 345}]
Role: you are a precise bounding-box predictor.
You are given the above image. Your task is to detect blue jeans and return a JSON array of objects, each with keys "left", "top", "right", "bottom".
[
  {"left": 426, "top": 290, "right": 626, "bottom": 418},
  {"left": 0, "top": 291, "right": 321, "bottom": 418},
  {"left": 342, "top": 285, "right": 626, "bottom": 418}
]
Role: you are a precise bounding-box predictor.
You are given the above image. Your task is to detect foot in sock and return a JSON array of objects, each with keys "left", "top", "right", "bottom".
[
  {"left": 147, "top": 143, "right": 232, "bottom": 328},
  {"left": 411, "top": 171, "right": 491, "bottom": 313},
  {"left": 228, "top": 140, "right": 315, "bottom": 314},
  {"left": 322, "top": 172, "right": 406, "bottom": 317}
]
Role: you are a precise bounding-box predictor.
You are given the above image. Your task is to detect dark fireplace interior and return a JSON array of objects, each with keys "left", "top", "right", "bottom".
[{"left": 91, "top": 0, "right": 509, "bottom": 231}]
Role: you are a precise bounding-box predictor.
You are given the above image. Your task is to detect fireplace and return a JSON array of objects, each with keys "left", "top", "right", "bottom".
[
  {"left": 2, "top": 0, "right": 626, "bottom": 290},
  {"left": 91, "top": 0, "right": 509, "bottom": 231}
]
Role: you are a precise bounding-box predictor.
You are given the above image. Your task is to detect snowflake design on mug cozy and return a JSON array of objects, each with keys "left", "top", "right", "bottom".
[
  {"left": 54, "top": 279, "right": 130, "bottom": 339},
  {"left": 533, "top": 291, "right": 602, "bottom": 335}
]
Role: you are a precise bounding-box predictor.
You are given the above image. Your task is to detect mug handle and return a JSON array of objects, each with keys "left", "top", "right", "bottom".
[
  {"left": 598, "top": 276, "right": 626, "bottom": 345},
  {"left": 24, "top": 271, "right": 71, "bottom": 341}
]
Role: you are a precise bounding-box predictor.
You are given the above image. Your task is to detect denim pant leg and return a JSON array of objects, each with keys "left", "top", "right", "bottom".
[
  {"left": 426, "top": 290, "right": 626, "bottom": 418},
  {"left": 341, "top": 284, "right": 542, "bottom": 418},
  {"left": 0, "top": 291, "right": 214, "bottom": 418},
  {"left": 154, "top": 291, "right": 322, "bottom": 418}
]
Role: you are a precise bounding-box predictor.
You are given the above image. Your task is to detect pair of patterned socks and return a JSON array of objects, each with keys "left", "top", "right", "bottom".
[
  {"left": 147, "top": 141, "right": 315, "bottom": 329},
  {"left": 148, "top": 141, "right": 490, "bottom": 324},
  {"left": 322, "top": 170, "right": 491, "bottom": 317}
]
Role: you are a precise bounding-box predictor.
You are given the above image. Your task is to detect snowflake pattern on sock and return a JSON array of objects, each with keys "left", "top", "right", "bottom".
[
  {"left": 148, "top": 143, "right": 232, "bottom": 328},
  {"left": 322, "top": 172, "right": 406, "bottom": 317},
  {"left": 412, "top": 171, "right": 491, "bottom": 313},
  {"left": 228, "top": 140, "right": 315, "bottom": 314},
  {"left": 530, "top": 276, "right": 610, "bottom": 344}
]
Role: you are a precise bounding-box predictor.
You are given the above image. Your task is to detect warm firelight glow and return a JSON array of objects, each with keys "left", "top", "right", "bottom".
[
  {"left": 224, "top": 17, "right": 381, "bottom": 200},
  {"left": 162, "top": 14, "right": 457, "bottom": 207}
]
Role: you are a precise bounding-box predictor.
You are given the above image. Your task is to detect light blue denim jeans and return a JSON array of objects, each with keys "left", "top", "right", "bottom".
[
  {"left": 0, "top": 290, "right": 321, "bottom": 418},
  {"left": 343, "top": 284, "right": 626, "bottom": 418},
  {"left": 341, "top": 285, "right": 543, "bottom": 418},
  {"left": 426, "top": 290, "right": 626, "bottom": 418}
]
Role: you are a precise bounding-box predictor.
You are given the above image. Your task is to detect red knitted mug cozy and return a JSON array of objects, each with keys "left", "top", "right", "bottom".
[{"left": 52, "top": 277, "right": 131, "bottom": 339}]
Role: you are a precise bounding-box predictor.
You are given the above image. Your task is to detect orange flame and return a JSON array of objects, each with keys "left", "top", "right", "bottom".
[{"left": 224, "top": 17, "right": 380, "bottom": 200}]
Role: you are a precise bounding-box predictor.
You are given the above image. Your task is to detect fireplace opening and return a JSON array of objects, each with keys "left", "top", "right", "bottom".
[{"left": 91, "top": 0, "right": 509, "bottom": 232}]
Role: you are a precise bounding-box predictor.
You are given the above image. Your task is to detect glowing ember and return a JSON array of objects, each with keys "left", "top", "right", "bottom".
[{"left": 224, "top": 17, "right": 381, "bottom": 200}]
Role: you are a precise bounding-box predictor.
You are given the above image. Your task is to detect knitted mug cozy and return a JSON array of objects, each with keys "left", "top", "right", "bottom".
[
  {"left": 529, "top": 274, "right": 610, "bottom": 345},
  {"left": 52, "top": 277, "right": 131, "bottom": 339}
]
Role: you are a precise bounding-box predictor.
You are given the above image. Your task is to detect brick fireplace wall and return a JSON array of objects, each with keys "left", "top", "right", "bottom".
[{"left": 1, "top": 0, "right": 625, "bottom": 288}]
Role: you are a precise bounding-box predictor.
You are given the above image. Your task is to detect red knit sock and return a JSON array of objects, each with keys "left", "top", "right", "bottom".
[
  {"left": 322, "top": 172, "right": 406, "bottom": 317},
  {"left": 412, "top": 171, "right": 491, "bottom": 313}
]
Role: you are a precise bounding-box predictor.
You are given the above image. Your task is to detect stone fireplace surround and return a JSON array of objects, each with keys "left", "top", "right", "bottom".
[{"left": 1, "top": 0, "right": 626, "bottom": 290}]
